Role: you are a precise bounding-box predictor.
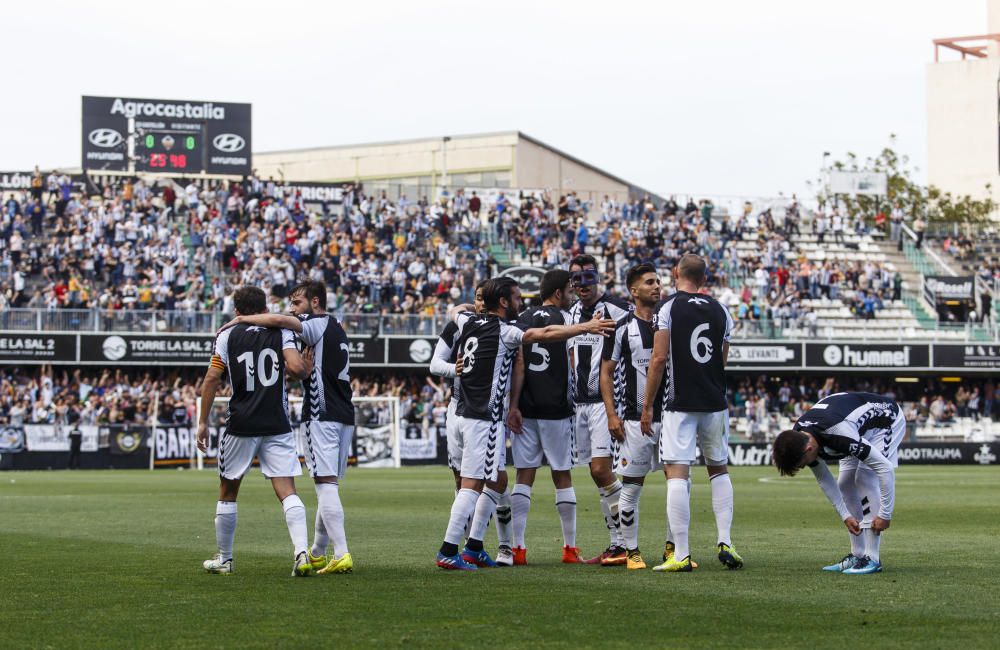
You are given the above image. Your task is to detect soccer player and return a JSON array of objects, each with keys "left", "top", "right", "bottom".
[
  {"left": 600, "top": 264, "right": 665, "bottom": 570},
  {"left": 430, "top": 282, "right": 515, "bottom": 566},
  {"left": 221, "top": 281, "right": 357, "bottom": 575},
  {"left": 772, "top": 392, "right": 905, "bottom": 575},
  {"left": 197, "top": 286, "right": 313, "bottom": 576},
  {"left": 567, "top": 254, "right": 632, "bottom": 565},
  {"left": 641, "top": 253, "right": 743, "bottom": 572},
  {"left": 436, "top": 277, "right": 616, "bottom": 571},
  {"left": 506, "top": 269, "right": 584, "bottom": 565}
]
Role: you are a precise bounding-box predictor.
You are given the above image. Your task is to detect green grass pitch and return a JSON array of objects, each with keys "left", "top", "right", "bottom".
[{"left": 1, "top": 465, "right": 998, "bottom": 649}]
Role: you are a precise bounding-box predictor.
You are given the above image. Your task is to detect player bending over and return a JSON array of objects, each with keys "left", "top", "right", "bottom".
[
  {"left": 197, "top": 286, "right": 313, "bottom": 576},
  {"left": 772, "top": 391, "right": 904, "bottom": 575},
  {"left": 506, "top": 269, "right": 585, "bottom": 565},
  {"left": 436, "top": 277, "right": 616, "bottom": 571},
  {"left": 219, "top": 280, "right": 356, "bottom": 575}
]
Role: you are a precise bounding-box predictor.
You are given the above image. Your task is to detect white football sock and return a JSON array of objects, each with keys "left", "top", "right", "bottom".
[
  {"left": 555, "top": 487, "right": 577, "bottom": 547},
  {"left": 619, "top": 483, "right": 642, "bottom": 551},
  {"left": 215, "top": 501, "right": 237, "bottom": 561},
  {"left": 856, "top": 467, "right": 882, "bottom": 562},
  {"left": 667, "top": 478, "right": 690, "bottom": 560},
  {"left": 511, "top": 484, "right": 532, "bottom": 548},
  {"left": 600, "top": 480, "right": 624, "bottom": 547},
  {"left": 281, "top": 494, "right": 308, "bottom": 556},
  {"left": 316, "top": 482, "right": 348, "bottom": 557},
  {"left": 444, "top": 488, "right": 480, "bottom": 545},
  {"left": 710, "top": 472, "right": 734, "bottom": 547},
  {"left": 863, "top": 528, "right": 882, "bottom": 563},
  {"left": 469, "top": 488, "right": 501, "bottom": 543},
  {"left": 495, "top": 489, "right": 512, "bottom": 547},
  {"left": 311, "top": 510, "right": 329, "bottom": 557},
  {"left": 838, "top": 465, "right": 865, "bottom": 557}
]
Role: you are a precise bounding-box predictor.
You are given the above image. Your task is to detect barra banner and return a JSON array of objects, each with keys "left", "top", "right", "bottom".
[
  {"left": 704, "top": 442, "right": 999, "bottom": 466},
  {"left": 0, "top": 333, "right": 76, "bottom": 363},
  {"left": 153, "top": 425, "right": 221, "bottom": 466}
]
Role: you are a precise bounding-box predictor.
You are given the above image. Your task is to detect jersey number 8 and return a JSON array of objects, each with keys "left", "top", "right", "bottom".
[
  {"left": 236, "top": 349, "right": 280, "bottom": 392},
  {"left": 462, "top": 337, "right": 479, "bottom": 374}
]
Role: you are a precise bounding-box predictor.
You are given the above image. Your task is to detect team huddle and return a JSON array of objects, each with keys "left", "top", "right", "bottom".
[{"left": 194, "top": 253, "right": 901, "bottom": 577}]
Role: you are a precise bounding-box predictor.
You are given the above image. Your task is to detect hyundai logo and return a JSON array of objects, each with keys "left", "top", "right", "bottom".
[
  {"left": 88, "top": 128, "right": 123, "bottom": 148},
  {"left": 212, "top": 133, "right": 246, "bottom": 152}
]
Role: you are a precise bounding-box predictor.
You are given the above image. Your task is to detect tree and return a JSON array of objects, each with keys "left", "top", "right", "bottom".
[{"left": 812, "top": 135, "right": 995, "bottom": 225}]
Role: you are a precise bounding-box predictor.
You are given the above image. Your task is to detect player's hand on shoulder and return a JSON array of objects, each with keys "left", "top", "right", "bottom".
[
  {"left": 454, "top": 354, "right": 464, "bottom": 376},
  {"left": 216, "top": 316, "right": 243, "bottom": 336},
  {"left": 844, "top": 516, "right": 861, "bottom": 536},
  {"left": 302, "top": 346, "right": 315, "bottom": 376},
  {"left": 872, "top": 517, "right": 890, "bottom": 534},
  {"left": 585, "top": 314, "right": 617, "bottom": 336}
]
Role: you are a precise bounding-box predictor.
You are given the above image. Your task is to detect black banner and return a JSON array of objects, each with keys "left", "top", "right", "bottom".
[
  {"left": 387, "top": 337, "right": 436, "bottom": 366},
  {"left": 727, "top": 343, "right": 802, "bottom": 368},
  {"left": 274, "top": 181, "right": 351, "bottom": 207},
  {"left": 82, "top": 96, "right": 251, "bottom": 176},
  {"left": 706, "top": 442, "right": 999, "bottom": 466},
  {"left": 933, "top": 344, "right": 1000, "bottom": 369},
  {"left": 79, "top": 334, "right": 214, "bottom": 365},
  {"left": 0, "top": 171, "right": 36, "bottom": 191},
  {"left": 923, "top": 275, "right": 975, "bottom": 306},
  {"left": 107, "top": 425, "right": 149, "bottom": 455},
  {"left": 498, "top": 266, "right": 546, "bottom": 297},
  {"left": 0, "top": 333, "right": 76, "bottom": 362},
  {"left": 805, "top": 342, "right": 930, "bottom": 369},
  {"left": 347, "top": 337, "right": 383, "bottom": 365}
]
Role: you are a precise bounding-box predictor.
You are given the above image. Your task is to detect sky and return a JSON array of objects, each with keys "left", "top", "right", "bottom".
[{"left": 0, "top": 0, "right": 987, "bottom": 199}]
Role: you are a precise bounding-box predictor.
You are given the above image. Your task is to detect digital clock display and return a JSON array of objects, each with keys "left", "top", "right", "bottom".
[{"left": 135, "top": 129, "right": 203, "bottom": 172}]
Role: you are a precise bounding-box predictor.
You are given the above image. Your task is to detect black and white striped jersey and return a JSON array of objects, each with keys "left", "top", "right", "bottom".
[
  {"left": 603, "top": 312, "right": 664, "bottom": 422},
  {"left": 654, "top": 290, "right": 733, "bottom": 413},
  {"left": 569, "top": 294, "right": 631, "bottom": 404},
  {"left": 516, "top": 305, "right": 573, "bottom": 420},
  {"left": 216, "top": 324, "right": 295, "bottom": 436},
  {"left": 454, "top": 312, "right": 525, "bottom": 422},
  {"left": 794, "top": 392, "right": 901, "bottom": 463},
  {"left": 298, "top": 313, "right": 355, "bottom": 425},
  {"left": 432, "top": 320, "right": 462, "bottom": 403}
]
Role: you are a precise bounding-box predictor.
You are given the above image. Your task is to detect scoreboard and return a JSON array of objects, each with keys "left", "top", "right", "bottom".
[
  {"left": 82, "top": 96, "right": 251, "bottom": 176},
  {"left": 134, "top": 128, "right": 203, "bottom": 172}
]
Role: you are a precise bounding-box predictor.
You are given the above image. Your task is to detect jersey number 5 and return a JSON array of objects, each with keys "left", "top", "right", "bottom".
[
  {"left": 527, "top": 342, "right": 550, "bottom": 372},
  {"left": 236, "top": 349, "right": 280, "bottom": 392}
]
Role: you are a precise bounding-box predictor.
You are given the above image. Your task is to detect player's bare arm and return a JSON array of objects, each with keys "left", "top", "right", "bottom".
[
  {"left": 521, "top": 315, "right": 616, "bottom": 344},
  {"left": 196, "top": 364, "right": 224, "bottom": 453},
  {"left": 507, "top": 348, "right": 525, "bottom": 434},
  {"left": 600, "top": 358, "right": 624, "bottom": 441},
  {"left": 217, "top": 312, "right": 303, "bottom": 336},
  {"left": 640, "top": 329, "right": 669, "bottom": 435},
  {"left": 283, "top": 347, "right": 309, "bottom": 380},
  {"left": 448, "top": 303, "right": 476, "bottom": 321}
]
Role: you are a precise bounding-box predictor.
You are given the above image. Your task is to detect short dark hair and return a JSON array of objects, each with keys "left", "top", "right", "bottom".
[
  {"left": 540, "top": 269, "right": 571, "bottom": 301},
  {"left": 290, "top": 280, "right": 327, "bottom": 309},
  {"left": 772, "top": 429, "right": 811, "bottom": 476},
  {"left": 233, "top": 286, "right": 267, "bottom": 316},
  {"left": 482, "top": 277, "right": 518, "bottom": 311},
  {"left": 626, "top": 263, "right": 657, "bottom": 289},
  {"left": 476, "top": 279, "right": 489, "bottom": 291},
  {"left": 569, "top": 254, "right": 598, "bottom": 271},
  {"left": 677, "top": 253, "right": 707, "bottom": 285}
]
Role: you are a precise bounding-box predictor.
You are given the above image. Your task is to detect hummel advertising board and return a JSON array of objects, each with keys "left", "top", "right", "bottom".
[
  {"left": 82, "top": 96, "right": 251, "bottom": 175},
  {"left": 805, "top": 342, "right": 931, "bottom": 369}
]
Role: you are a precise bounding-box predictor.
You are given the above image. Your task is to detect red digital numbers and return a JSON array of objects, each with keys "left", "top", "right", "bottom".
[
  {"left": 149, "top": 153, "right": 167, "bottom": 168},
  {"left": 169, "top": 154, "right": 187, "bottom": 169}
]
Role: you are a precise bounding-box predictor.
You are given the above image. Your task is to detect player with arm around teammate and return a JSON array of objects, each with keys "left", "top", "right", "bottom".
[
  {"left": 772, "top": 391, "right": 905, "bottom": 575},
  {"left": 220, "top": 281, "right": 357, "bottom": 575},
  {"left": 568, "top": 254, "right": 634, "bottom": 566},
  {"left": 641, "top": 253, "right": 743, "bottom": 572},
  {"left": 600, "top": 264, "right": 665, "bottom": 570},
  {"left": 506, "top": 269, "right": 586, "bottom": 565},
  {"left": 197, "top": 286, "right": 313, "bottom": 576},
  {"left": 436, "top": 277, "right": 617, "bottom": 570}
]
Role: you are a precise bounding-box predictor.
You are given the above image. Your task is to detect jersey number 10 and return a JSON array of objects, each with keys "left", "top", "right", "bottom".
[{"left": 236, "top": 349, "right": 280, "bottom": 392}]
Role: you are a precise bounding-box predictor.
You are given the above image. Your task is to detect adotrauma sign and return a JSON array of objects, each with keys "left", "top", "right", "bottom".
[
  {"left": 0, "top": 334, "right": 76, "bottom": 362},
  {"left": 79, "top": 334, "right": 214, "bottom": 365},
  {"left": 706, "top": 442, "right": 999, "bottom": 466},
  {"left": 805, "top": 343, "right": 930, "bottom": 369}
]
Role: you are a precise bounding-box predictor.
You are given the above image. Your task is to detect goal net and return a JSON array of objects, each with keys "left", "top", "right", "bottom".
[{"left": 189, "top": 395, "right": 401, "bottom": 470}]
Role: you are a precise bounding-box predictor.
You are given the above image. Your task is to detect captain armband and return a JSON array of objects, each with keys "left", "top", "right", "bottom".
[{"left": 209, "top": 354, "right": 226, "bottom": 371}]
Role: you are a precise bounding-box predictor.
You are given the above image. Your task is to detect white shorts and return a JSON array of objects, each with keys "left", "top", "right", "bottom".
[
  {"left": 512, "top": 417, "right": 575, "bottom": 471},
  {"left": 456, "top": 416, "right": 506, "bottom": 481},
  {"left": 839, "top": 411, "right": 906, "bottom": 472},
  {"left": 618, "top": 421, "right": 662, "bottom": 477},
  {"left": 218, "top": 431, "right": 303, "bottom": 480},
  {"left": 446, "top": 400, "right": 461, "bottom": 472},
  {"left": 302, "top": 420, "right": 354, "bottom": 479},
  {"left": 660, "top": 409, "right": 730, "bottom": 465},
  {"left": 575, "top": 402, "right": 614, "bottom": 464}
]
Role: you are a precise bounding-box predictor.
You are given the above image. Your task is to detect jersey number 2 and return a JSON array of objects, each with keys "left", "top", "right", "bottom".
[{"left": 236, "top": 349, "right": 280, "bottom": 392}]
